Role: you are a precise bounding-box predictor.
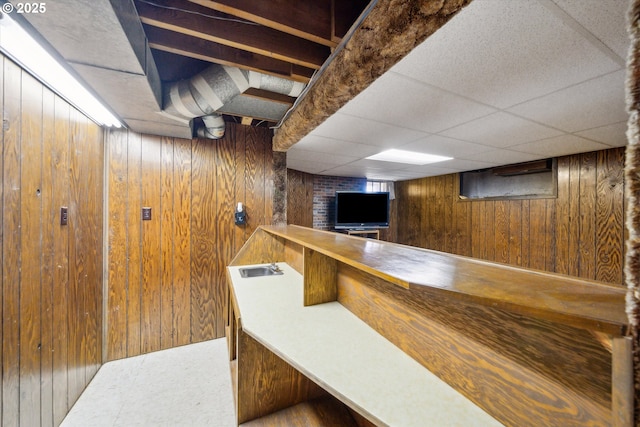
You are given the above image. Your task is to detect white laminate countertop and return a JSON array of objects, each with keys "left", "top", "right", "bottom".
[{"left": 228, "top": 262, "right": 504, "bottom": 427}]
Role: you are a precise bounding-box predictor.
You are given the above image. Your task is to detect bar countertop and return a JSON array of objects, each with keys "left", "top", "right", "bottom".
[{"left": 259, "top": 225, "right": 628, "bottom": 336}]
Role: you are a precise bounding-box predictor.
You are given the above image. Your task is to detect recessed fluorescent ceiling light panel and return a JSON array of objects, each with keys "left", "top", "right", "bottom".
[
  {"left": 366, "top": 149, "right": 452, "bottom": 165},
  {"left": 0, "top": 11, "right": 121, "bottom": 127}
]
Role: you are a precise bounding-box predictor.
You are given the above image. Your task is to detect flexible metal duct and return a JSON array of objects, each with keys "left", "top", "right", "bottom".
[{"left": 163, "top": 65, "right": 305, "bottom": 139}]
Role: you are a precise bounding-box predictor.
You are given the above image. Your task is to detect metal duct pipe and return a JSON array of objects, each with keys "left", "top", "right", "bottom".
[
  {"left": 163, "top": 65, "right": 305, "bottom": 139},
  {"left": 197, "top": 114, "right": 225, "bottom": 139}
]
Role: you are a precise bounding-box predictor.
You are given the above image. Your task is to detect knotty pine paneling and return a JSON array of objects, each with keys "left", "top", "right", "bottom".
[
  {"left": 106, "top": 123, "right": 275, "bottom": 361},
  {"left": 1, "top": 55, "right": 104, "bottom": 427},
  {"left": 395, "top": 148, "right": 626, "bottom": 285}
]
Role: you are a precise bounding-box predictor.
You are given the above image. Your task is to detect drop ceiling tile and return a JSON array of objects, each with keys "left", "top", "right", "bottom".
[
  {"left": 399, "top": 135, "right": 492, "bottom": 158},
  {"left": 507, "top": 69, "right": 626, "bottom": 133},
  {"left": 320, "top": 162, "right": 396, "bottom": 178},
  {"left": 339, "top": 72, "right": 496, "bottom": 133},
  {"left": 390, "top": 0, "right": 622, "bottom": 109},
  {"left": 575, "top": 121, "right": 628, "bottom": 147},
  {"left": 312, "top": 112, "right": 428, "bottom": 146},
  {"left": 286, "top": 148, "right": 359, "bottom": 166},
  {"left": 511, "top": 134, "right": 610, "bottom": 158},
  {"left": 333, "top": 158, "right": 411, "bottom": 172},
  {"left": 400, "top": 163, "right": 461, "bottom": 175},
  {"left": 440, "top": 112, "right": 564, "bottom": 148},
  {"left": 292, "top": 135, "right": 382, "bottom": 157},
  {"left": 319, "top": 166, "right": 367, "bottom": 178},
  {"left": 368, "top": 170, "right": 443, "bottom": 180},
  {"left": 551, "top": 0, "right": 629, "bottom": 60},
  {"left": 286, "top": 158, "right": 339, "bottom": 175}
]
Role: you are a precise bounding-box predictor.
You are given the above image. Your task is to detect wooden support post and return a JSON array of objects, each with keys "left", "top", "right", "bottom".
[
  {"left": 612, "top": 336, "right": 633, "bottom": 427},
  {"left": 303, "top": 248, "right": 337, "bottom": 306}
]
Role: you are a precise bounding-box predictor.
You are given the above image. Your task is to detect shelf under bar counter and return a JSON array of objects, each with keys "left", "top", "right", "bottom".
[{"left": 226, "top": 225, "right": 631, "bottom": 427}]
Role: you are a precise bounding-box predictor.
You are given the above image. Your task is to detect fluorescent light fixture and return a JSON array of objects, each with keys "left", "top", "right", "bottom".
[
  {"left": 0, "top": 12, "right": 121, "bottom": 127},
  {"left": 366, "top": 149, "right": 452, "bottom": 165}
]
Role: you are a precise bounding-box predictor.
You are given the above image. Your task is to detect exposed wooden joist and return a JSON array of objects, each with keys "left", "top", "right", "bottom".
[
  {"left": 331, "top": 0, "right": 371, "bottom": 43},
  {"left": 136, "top": 0, "right": 330, "bottom": 70},
  {"left": 189, "top": 0, "right": 338, "bottom": 48},
  {"left": 243, "top": 88, "right": 296, "bottom": 106},
  {"left": 143, "top": 25, "right": 313, "bottom": 83},
  {"left": 273, "top": 0, "right": 475, "bottom": 152},
  {"left": 219, "top": 109, "right": 277, "bottom": 124}
]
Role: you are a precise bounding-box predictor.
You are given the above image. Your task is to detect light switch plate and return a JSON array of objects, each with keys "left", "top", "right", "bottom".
[
  {"left": 142, "top": 207, "right": 152, "bottom": 221},
  {"left": 60, "top": 207, "right": 68, "bottom": 225}
]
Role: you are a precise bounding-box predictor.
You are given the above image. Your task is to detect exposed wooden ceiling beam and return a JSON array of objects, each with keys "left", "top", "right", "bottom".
[
  {"left": 273, "top": 0, "right": 475, "bottom": 152},
  {"left": 143, "top": 25, "right": 312, "bottom": 83},
  {"left": 136, "top": 0, "right": 330, "bottom": 70},
  {"left": 189, "top": 0, "right": 337, "bottom": 48},
  {"left": 243, "top": 88, "right": 296, "bottom": 106},
  {"left": 332, "top": 0, "right": 371, "bottom": 43}
]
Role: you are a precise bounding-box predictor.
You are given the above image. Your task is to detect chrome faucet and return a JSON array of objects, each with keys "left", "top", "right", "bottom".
[{"left": 269, "top": 263, "right": 281, "bottom": 273}]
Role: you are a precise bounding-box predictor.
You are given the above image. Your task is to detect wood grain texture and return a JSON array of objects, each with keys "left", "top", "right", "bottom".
[
  {"left": 393, "top": 148, "right": 626, "bottom": 286},
  {"left": 231, "top": 123, "right": 249, "bottom": 250},
  {"left": 0, "top": 54, "right": 104, "bottom": 426},
  {"left": 141, "top": 134, "right": 163, "bottom": 353},
  {"left": 612, "top": 337, "right": 634, "bottom": 427},
  {"left": 19, "top": 72, "right": 43, "bottom": 427},
  {"left": 303, "top": 248, "right": 337, "bottom": 305},
  {"left": 263, "top": 225, "right": 627, "bottom": 335},
  {"left": 236, "top": 329, "right": 326, "bottom": 424},
  {"left": 172, "top": 138, "right": 192, "bottom": 347},
  {"left": 596, "top": 148, "right": 625, "bottom": 283},
  {"left": 568, "top": 154, "right": 581, "bottom": 277},
  {"left": 107, "top": 128, "right": 129, "bottom": 360},
  {"left": 191, "top": 136, "right": 218, "bottom": 342},
  {"left": 579, "top": 152, "right": 597, "bottom": 279},
  {"left": 124, "top": 132, "right": 142, "bottom": 358},
  {"left": 85, "top": 104, "right": 103, "bottom": 382},
  {"left": 215, "top": 134, "right": 236, "bottom": 338},
  {"left": 40, "top": 87, "right": 55, "bottom": 427},
  {"left": 106, "top": 123, "right": 275, "bottom": 360},
  {"left": 240, "top": 396, "right": 359, "bottom": 427},
  {"left": 284, "top": 240, "right": 304, "bottom": 275},
  {"left": 234, "top": 225, "right": 624, "bottom": 426},
  {"left": 68, "top": 107, "right": 87, "bottom": 404},
  {"left": 337, "top": 264, "right": 612, "bottom": 427},
  {"left": 286, "top": 169, "right": 314, "bottom": 228},
  {"left": 52, "top": 95, "right": 71, "bottom": 426},
  {"left": 160, "top": 137, "right": 175, "bottom": 350},
  {"left": 230, "top": 228, "right": 286, "bottom": 266}
]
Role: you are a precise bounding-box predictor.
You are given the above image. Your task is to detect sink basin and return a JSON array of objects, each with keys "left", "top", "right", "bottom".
[{"left": 239, "top": 265, "right": 284, "bottom": 278}]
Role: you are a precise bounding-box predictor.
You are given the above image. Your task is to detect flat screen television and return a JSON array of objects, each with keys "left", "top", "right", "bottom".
[{"left": 334, "top": 191, "right": 389, "bottom": 230}]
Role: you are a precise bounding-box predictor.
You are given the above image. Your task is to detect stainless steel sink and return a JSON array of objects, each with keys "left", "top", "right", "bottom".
[{"left": 239, "top": 264, "right": 284, "bottom": 278}]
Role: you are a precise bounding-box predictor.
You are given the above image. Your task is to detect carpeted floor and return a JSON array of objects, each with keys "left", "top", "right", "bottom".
[{"left": 60, "top": 339, "right": 236, "bottom": 427}]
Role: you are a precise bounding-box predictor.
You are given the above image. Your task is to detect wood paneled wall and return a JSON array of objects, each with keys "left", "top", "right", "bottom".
[
  {"left": 287, "top": 169, "right": 314, "bottom": 228},
  {"left": 1, "top": 57, "right": 104, "bottom": 427},
  {"left": 106, "top": 123, "right": 274, "bottom": 361},
  {"left": 395, "top": 148, "right": 626, "bottom": 285}
]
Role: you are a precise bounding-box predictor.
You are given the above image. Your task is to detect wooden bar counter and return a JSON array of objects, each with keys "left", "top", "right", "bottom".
[{"left": 226, "top": 225, "right": 632, "bottom": 427}]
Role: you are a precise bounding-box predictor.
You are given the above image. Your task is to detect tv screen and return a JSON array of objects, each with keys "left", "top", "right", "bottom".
[{"left": 335, "top": 191, "right": 389, "bottom": 230}]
